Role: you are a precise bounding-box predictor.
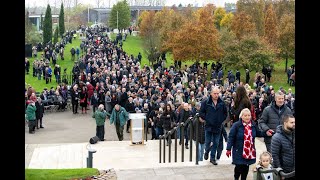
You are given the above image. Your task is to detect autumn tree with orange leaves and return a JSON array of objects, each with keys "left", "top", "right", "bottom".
[
  {"left": 264, "top": 4, "right": 278, "bottom": 47},
  {"left": 166, "top": 5, "right": 222, "bottom": 63},
  {"left": 231, "top": 11, "right": 256, "bottom": 40},
  {"left": 139, "top": 10, "right": 161, "bottom": 65},
  {"left": 154, "top": 8, "right": 186, "bottom": 53}
]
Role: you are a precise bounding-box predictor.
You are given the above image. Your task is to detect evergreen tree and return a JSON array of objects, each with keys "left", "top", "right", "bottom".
[
  {"left": 43, "top": 4, "right": 53, "bottom": 44},
  {"left": 40, "top": 13, "right": 43, "bottom": 30},
  {"left": 109, "top": 0, "right": 130, "bottom": 30},
  {"left": 53, "top": 26, "right": 59, "bottom": 44},
  {"left": 59, "top": 3, "right": 65, "bottom": 37}
]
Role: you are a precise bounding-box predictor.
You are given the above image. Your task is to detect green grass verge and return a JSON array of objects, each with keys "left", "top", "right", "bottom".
[
  {"left": 25, "top": 168, "right": 99, "bottom": 180},
  {"left": 25, "top": 37, "right": 82, "bottom": 91}
]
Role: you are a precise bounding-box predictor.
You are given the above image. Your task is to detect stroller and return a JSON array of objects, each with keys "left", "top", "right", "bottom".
[{"left": 253, "top": 166, "right": 295, "bottom": 180}]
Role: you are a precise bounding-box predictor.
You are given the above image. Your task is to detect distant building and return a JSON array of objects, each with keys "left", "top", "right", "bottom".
[
  {"left": 224, "top": 3, "right": 237, "bottom": 13},
  {"left": 27, "top": 7, "right": 60, "bottom": 31},
  {"left": 85, "top": 6, "right": 201, "bottom": 26}
]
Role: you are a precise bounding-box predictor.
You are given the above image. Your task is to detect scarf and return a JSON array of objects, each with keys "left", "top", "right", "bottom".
[{"left": 242, "top": 120, "right": 256, "bottom": 159}]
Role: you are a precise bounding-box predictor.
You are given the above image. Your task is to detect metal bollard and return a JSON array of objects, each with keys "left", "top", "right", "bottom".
[{"left": 86, "top": 144, "right": 97, "bottom": 168}]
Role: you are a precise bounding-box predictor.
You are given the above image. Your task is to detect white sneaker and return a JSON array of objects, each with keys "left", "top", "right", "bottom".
[{"left": 216, "top": 159, "right": 220, "bottom": 162}]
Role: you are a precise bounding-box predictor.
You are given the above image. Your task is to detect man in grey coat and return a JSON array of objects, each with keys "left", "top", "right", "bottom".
[
  {"left": 258, "top": 92, "right": 292, "bottom": 152},
  {"left": 271, "top": 114, "right": 295, "bottom": 179}
]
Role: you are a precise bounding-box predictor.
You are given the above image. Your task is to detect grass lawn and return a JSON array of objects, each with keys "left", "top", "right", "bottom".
[
  {"left": 25, "top": 37, "right": 82, "bottom": 92},
  {"left": 114, "top": 34, "right": 295, "bottom": 93},
  {"left": 25, "top": 168, "right": 99, "bottom": 180}
]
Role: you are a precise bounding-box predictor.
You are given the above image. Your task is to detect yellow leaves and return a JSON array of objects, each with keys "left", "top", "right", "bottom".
[
  {"left": 213, "top": 7, "right": 227, "bottom": 29},
  {"left": 220, "top": 13, "right": 234, "bottom": 29}
]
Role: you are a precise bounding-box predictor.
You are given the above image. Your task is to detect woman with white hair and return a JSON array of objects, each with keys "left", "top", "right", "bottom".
[
  {"left": 226, "top": 108, "right": 272, "bottom": 180},
  {"left": 94, "top": 104, "right": 110, "bottom": 141}
]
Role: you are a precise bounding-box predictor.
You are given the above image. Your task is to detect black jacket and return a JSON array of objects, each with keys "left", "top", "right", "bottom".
[
  {"left": 258, "top": 102, "right": 292, "bottom": 132},
  {"left": 192, "top": 117, "right": 205, "bottom": 144},
  {"left": 271, "top": 125, "right": 295, "bottom": 173},
  {"left": 125, "top": 101, "right": 135, "bottom": 113},
  {"left": 35, "top": 102, "right": 44, "bottom": 119},
  {"left": 71, "top": 90, "right": 79, "bottom": 103},
  {"left": 160, "top": 111, "right": 176, "bottom": 130}
]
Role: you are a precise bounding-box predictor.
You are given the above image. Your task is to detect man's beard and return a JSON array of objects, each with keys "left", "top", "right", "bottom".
[{"left": 287, "top": 127, "right": 295, "bottom": 132}]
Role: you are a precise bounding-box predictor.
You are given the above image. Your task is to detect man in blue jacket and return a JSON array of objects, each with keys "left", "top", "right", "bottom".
[{"left": 200, "top": 87, "right": 228, "bottom": 165}]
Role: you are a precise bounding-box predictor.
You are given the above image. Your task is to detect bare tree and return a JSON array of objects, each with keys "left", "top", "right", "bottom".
[
  {"left": 96, "top": 0, "right": 101, "bottom": 8},
  {"left": 128, "top": 0, "right": 134, "bottom": 6},
  {"left": 74, "top": 0, "right": 78, "bottom": 7}
]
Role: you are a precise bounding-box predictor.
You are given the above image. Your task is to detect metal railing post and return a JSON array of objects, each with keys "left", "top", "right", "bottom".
[
  {"left": 181, "top": 124, "right": 184, "bottom": 162},
  {"left": 145, "top": 118, "right": 147, "bottom": 142},
  {"left": 163, "top": 136, "right": 166, "bottom": 163},
  {"left": 195, "top": 117, "right": 199, "bottom": 165},
  {"left": 168, "top": 131, "right": 171, "bottom": 163},
  {"left": 175, "top": 128, "right": 177, "bottom": 162},
  {"left": 189, "top": 119, "right": 193, "bottom": 162},
  {"left": 159, "top": 136, "right": 162, "bottom": 163}
]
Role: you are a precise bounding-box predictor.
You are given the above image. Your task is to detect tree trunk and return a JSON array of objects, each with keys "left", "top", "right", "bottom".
[{"left": 285, "top": 53, "right": 288, "bottom": 72}]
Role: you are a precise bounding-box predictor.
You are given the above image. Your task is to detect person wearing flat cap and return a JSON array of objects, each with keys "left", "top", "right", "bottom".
[{"left": 26, "top": 100, "right": 37, "bottom": 134}]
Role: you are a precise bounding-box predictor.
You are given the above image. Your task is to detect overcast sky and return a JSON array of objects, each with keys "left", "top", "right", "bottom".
[{"left": 25, "top": 0, "right": 238, "bottom": 8}]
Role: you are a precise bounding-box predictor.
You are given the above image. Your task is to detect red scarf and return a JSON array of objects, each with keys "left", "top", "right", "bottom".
[{"left": 242, "top": 120, "right": 256, "bottom": 159}]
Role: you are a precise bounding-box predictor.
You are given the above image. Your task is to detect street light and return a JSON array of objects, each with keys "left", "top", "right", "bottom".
[{"left": 88, "top": 6, "right": 90, "bottom": 24}]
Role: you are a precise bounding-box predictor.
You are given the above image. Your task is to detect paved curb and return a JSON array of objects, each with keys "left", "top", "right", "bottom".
[{"left": 91, "top": 169, "right": 117, "bottom": 180}]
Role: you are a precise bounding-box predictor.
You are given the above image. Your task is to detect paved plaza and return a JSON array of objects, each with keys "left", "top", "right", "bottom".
[{"left": 25, "top": 110, "right": 266, "bottom": 179}]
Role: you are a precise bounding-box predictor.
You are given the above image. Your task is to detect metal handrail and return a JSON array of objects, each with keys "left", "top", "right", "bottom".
[
  {"left": 257, "top": 167, "right": 295, "bottom": 179},
  {"left": 159, "top": 117, "right": 193, "bottom": 139},
  {"left": 159, "top": 115, "right": 200, "bottom": 165}
]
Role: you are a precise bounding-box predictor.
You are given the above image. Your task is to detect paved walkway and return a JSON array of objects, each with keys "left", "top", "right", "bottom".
[{"left": 25, "top": 109, "right": 266, "bottom": 179}]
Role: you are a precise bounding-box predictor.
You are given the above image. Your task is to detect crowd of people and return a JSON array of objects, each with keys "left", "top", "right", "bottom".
[{"left": 25, "top": 25, "right": 295, "bottom": 179}]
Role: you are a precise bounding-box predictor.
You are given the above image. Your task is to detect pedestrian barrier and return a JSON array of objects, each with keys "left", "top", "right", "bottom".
[{"left": 159, "top": 114, "right": 200, "bottom": 165}]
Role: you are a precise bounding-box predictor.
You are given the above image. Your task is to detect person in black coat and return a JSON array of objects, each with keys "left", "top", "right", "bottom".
[
  {"left": 71, "top": 85, "right": 79, "bottom": 114},
  {"left": 160, "top": 104, "right": 176, "bottom": 145},
  {"left": 226, "top": 108, "right": 272, "bottom": 180},
  {"left": 231, "top": 86, "right": 252, "bottom": 124},
  {"left": 271, "top": 114, "right": 295, "bottom": 178},
  {"left": 258, "top": 92, "right": 293, "bottom": 152},
  {"left": 245, "top": 69, "right": 250, "bottom": 84},
  {"left": 90, "top": 91, "right": 100, "bottom": 115},
  {"left": 125, "top": 97, "right": 135, "bottom": 133},
  {"left": 178, "top": 103, "right": 193, "bottom": 149},
  {"left": 35, "top": 98, "right": 45, "bottom": 129},
  {"left": 192, "top": 103, "right": 205, "bottom": 161},
  {"left": 235, "top": 70, "right": 241, "bottom": 84}
]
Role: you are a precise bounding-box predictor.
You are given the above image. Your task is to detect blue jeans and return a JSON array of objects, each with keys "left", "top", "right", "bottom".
[
  {"left": 179, "top": 126, "right": 189, "bottom": 145},
  {"left": 194, "top": 140, "right": 205, "bottom": 161},
  {"left": 205, "top": 130, "right": 221, "bottom": 161},
  {"left": 155, "top": 127, "right": 163, "bottom": 139},
  {"left": 216, "top": 137, "right": 224, "bottom": 160}
]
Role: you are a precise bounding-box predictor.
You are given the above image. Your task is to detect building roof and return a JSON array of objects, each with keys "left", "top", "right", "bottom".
[
  {"left": 26, "top": 7, "right": 61, "bottom": 15},
  {"left": 29, "top": 14, "right": 59, "bottom": 18}
]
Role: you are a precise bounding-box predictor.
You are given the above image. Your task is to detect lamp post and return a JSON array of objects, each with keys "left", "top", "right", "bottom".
[{"left": 87, "top": 6, "right": 89, "bottom": 24}]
